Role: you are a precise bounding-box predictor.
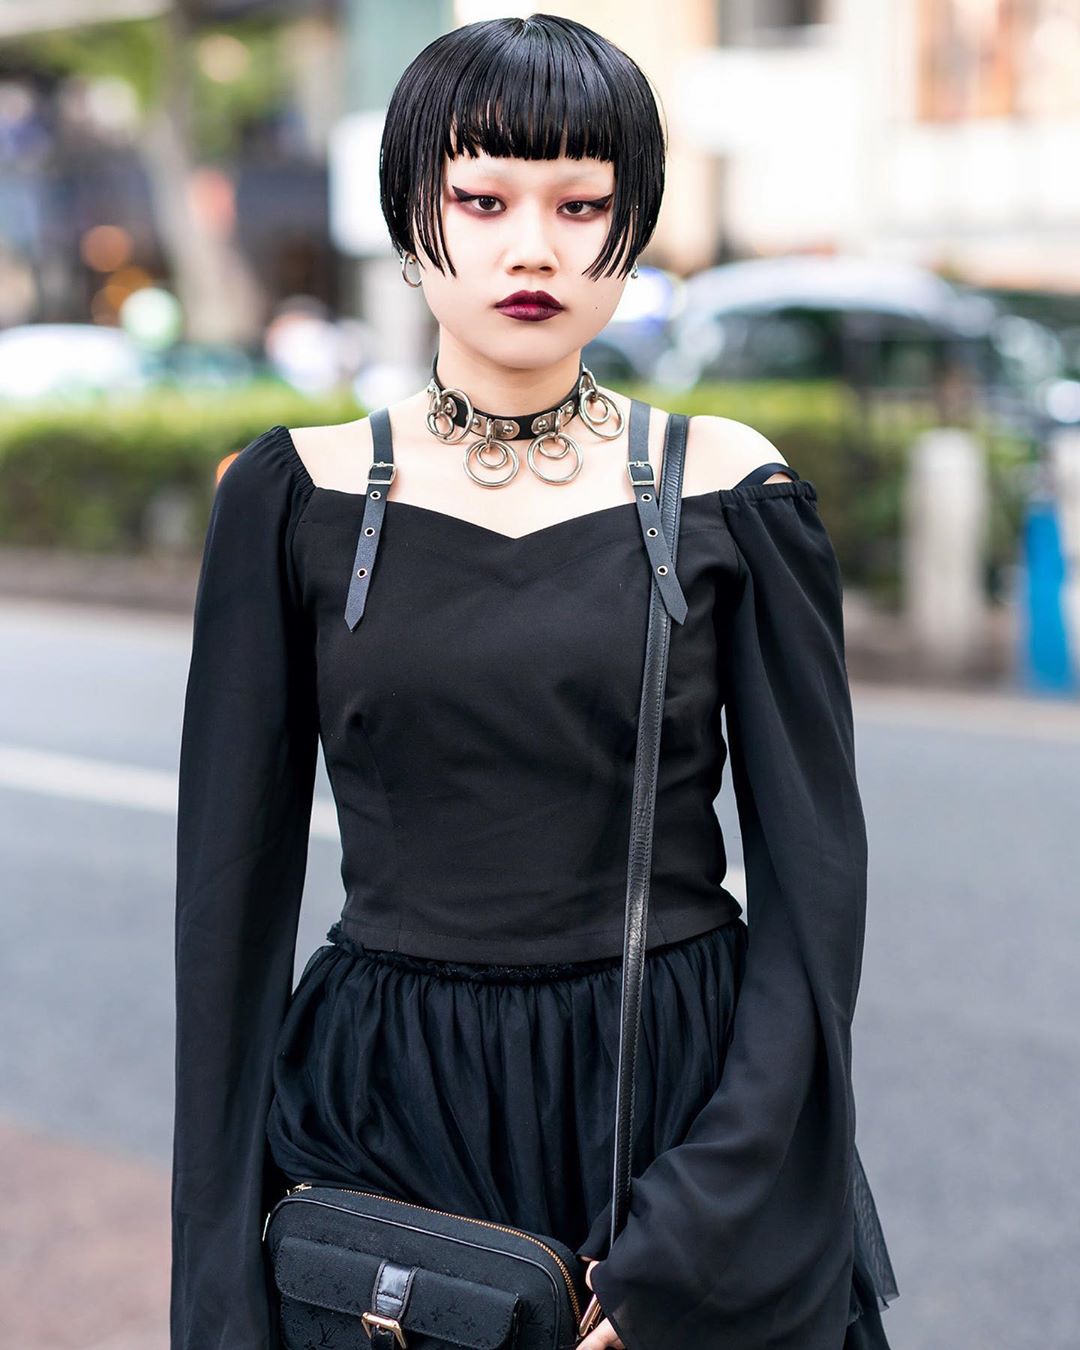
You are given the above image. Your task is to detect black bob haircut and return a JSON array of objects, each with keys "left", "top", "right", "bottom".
[{"left": 379, "top": 13, "right": 667, "bottom": 282}]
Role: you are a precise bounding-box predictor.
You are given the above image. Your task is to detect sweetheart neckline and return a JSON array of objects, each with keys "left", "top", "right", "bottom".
[
  {"left": 306, "top": 484, "right": 720, "bottom": 543},
  {"left": 272, "top": 423, "right": 812, "bottom": 544}
]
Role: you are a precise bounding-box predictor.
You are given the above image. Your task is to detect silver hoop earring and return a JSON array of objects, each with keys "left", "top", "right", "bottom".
[{"left": 401, "top": 252, "right": 422, "bottom": 288}]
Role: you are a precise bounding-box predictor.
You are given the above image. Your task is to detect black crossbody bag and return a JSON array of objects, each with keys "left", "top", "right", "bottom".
[{"left": 262, "top": 403, "right": 691, "bottom": 1350}]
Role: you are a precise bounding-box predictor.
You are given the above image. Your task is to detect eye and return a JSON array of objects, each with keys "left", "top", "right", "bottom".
[
  {"left": 562, "top": 197, "right": 612, "bottom": 218},
  {"left": 452, "top": 189, "right": 504, "bottom": 214},
  {"left": 451, "top": 188, "right": 613, "bottom": 218}
]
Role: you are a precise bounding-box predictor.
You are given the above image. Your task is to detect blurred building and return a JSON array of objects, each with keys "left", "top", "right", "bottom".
[
  {"left": 0, "top": 0, "right": 341, "bottom": 332},
  {"left": 3, "top": 0, "right": 1080, "bottom": 334},
  {"left": 663, "top": 0, "right": 1080, "bottom": 290}
]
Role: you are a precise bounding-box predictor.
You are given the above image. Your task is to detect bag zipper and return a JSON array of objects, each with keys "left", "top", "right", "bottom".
[{"left": 265, "top": 1180, "right": 582, "bottom": 1323}]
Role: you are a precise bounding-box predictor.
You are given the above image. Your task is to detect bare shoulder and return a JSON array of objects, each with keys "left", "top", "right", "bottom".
[
  {"left": 286, "top": 417, "right": 371, "bottom": 492},
  {"left": 681, "top": 414, "right": 795, "bottom": 494}
]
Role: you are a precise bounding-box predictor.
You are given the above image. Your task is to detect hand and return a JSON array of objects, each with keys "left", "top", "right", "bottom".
[{"left": 576, "top": 1258, "right": 625, "bottom": 1349}]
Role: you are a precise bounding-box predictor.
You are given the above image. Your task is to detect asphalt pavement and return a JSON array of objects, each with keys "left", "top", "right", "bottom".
[{"left": 2, "top": 596, "right": 1078, "bottom": 1349}]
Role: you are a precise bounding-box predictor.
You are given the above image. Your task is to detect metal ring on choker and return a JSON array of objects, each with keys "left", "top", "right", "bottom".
[{"left": 424, "top": 351, "right": 624, "bottom": 489}]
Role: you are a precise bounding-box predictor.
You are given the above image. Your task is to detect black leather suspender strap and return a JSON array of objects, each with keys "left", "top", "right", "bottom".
[
  {"left": 607, "top": 409, "right": 689, "bottom": 1250},
  {"left": 343, "top": 402, "right": 690, "bottom": 630},
  {"left": 344, "top": 406, "right": 395, "bottom": 631}
]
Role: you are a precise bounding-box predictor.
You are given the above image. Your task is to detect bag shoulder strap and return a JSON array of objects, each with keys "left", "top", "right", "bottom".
[
  {"left": 608, "top": 408, "right": 690, "bottom": 1247},
  {"left": 626, "top": 400, "right": 688, "bottom": 624}
]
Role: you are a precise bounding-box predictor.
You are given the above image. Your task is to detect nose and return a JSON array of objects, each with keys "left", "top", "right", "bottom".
[{"left": 503, "top": 201, "right": 557, "bottom": 274}]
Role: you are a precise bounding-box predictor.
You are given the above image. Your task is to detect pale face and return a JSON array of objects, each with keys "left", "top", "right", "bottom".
[{"left": 410, "top": 151, "right": 629, "bottom": 372}]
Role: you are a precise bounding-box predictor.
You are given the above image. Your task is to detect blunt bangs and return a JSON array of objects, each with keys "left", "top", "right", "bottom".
[{"left": 379, "top": 14, "right": 667, "bottom": 281}]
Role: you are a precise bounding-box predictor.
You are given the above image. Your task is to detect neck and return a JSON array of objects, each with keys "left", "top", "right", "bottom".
[{"left": 431, "top": 333, "right": 582, "bottom": 413}]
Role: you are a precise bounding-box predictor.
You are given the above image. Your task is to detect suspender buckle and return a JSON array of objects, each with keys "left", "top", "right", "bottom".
[
  {"left": 368, "top": 461, "right": 397, "bottom": 488},
  {"left": 626, "top": 459, "right": 655, "bottom": 489}
]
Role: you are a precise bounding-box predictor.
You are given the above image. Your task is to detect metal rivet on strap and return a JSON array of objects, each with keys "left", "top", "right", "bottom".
[
  {"left": 657, "top": 564, "right": 668, "bottom": 575},
  {"left": 640, "top": 492, "right": 652, "bottom": 501},
  {"left": 356, "top": 567, "right": 367, "bottom": 577},
  {"left": 647, "top": 526, "right": 658, "bottom": 537},
  {"left": 364, "top": 526, "right": 374, "bottom": 535},
  {"left": 370, "top": 489, "right": 381, "bottom": 498}
]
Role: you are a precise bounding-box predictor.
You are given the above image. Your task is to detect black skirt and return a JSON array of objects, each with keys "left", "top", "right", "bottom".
[{"left": 265, "top": 918, "right": 897, "bottom": 1347}]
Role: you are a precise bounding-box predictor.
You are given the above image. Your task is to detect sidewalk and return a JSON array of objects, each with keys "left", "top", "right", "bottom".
[
  {"left": 0, "top": 1117, "right": 169, "bottom": 1349},
  {"left": 0, "top": 546, "right": 201, "bottom": 617}
]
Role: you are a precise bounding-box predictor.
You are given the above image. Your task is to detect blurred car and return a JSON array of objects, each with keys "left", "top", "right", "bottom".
[
  {"left": 0, "top": 322, "right": 275, "bottom": 403},
  {"left": 139, "top": 340, "right": 266, "bottom": 390},
  {"left": 656, "top": 254, "right": 1080, "bottom": 437},
  {"left": 665, "top": 254, "right": 994, "bottom": 385},
  {"left": 0, "top": 323, "right": 146, "bottom": 402},
  {"left": 583, "top": 265, "right": 682, "bottom": 384}
]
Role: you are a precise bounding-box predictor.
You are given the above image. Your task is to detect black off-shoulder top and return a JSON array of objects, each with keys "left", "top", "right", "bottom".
[{"left": 171, "top": 413, "right": 889, "bottom": 1349}]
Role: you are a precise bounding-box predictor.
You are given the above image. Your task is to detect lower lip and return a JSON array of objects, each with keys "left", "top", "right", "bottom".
[{"left": 495, "top": 303, "right": 564, "bottom": 322}]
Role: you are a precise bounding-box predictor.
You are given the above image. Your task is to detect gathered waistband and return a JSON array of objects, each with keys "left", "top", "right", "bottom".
[{"left": 325, "top": 918, "right": 741, "bottom": 986}]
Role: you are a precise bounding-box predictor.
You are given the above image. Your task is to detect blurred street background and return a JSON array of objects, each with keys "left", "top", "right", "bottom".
[{"left": 1, "top": 1, "right": 1079, "bottom": 1347}]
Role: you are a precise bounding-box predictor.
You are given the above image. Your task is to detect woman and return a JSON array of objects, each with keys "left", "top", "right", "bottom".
[{"left": 171, "top": 14, "right": 898, "bottom": 1350}]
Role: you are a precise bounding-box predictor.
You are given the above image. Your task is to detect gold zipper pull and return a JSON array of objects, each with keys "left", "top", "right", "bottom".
[
  {"left": 288, "top": 1182, "right": 313, "bottom": 1194},
  {"left": 578, "top": 1292, "right": 604, "bottom": 1339}
]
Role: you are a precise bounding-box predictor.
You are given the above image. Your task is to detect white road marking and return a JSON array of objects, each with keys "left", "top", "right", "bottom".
[{"left": 0, "top": 744, "right": 341, "bottom": 839}]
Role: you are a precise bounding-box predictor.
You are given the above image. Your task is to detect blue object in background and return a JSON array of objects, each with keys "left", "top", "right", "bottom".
[{"left": 1020, "top": 495, "right": 1077, "bottom": 693}]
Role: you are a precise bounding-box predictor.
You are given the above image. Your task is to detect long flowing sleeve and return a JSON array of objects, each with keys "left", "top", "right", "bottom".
[
  {"left": 170, "top": 431, "right": 319, "bottom": 1350},
  {"left": 589, "top": 480, "right": 871, "bottom": 1350}
]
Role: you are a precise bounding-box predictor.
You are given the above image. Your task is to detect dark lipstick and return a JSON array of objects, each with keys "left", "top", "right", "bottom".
[{"left": 495, "top": 290, "right": 564, "bottom": 322}]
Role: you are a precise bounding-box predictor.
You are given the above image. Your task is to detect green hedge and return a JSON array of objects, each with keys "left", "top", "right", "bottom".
[
  {"left": 0, "top": 379, "right": 1031, "bottom": 605},
  {"left": 0, "top": 383, "right": 361, "bottom": 552}
]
